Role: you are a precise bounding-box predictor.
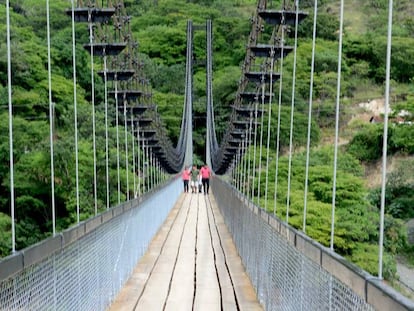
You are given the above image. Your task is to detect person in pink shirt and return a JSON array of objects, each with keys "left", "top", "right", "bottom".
[
  {"left": 200, "top": 164, "right": 212, "bottom": 195},
  {"left": 182, "top": 166, "right": 191, "bottom": 193}
]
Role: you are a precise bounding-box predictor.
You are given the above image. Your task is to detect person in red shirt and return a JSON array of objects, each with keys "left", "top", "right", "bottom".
[
  {"left": 200, "top": 164, "right": 212, "bottom": 195},
  {"left": 182, "top": 166, "right": 191, "bottom": 193}
]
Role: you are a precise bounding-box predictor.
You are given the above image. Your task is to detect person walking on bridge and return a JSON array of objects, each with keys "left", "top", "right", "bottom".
[
  {"left": 182, "top": 166, "right": 190, "bottom": 193},
  {"left": 200, "top": 164, "right": 212, "bottom": 195},
  {"left": 190, "top": 165, "right": 199, "bottom": 193}
]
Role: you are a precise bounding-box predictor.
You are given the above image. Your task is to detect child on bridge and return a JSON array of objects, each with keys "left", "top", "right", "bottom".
[
  {"left": 190, "top": 165, "right": 200, "bottom": 193},
  {"left": 181, "top": 166, "right": 190, "bottom": 193}
]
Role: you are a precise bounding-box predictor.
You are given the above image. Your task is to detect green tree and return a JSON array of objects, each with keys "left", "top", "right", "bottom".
[{"left": 0, "top": 213, "right": 12, "bottom": 257}]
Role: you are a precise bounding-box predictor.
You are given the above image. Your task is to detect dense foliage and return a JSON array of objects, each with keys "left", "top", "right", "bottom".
[{"left": 245, "top": 146, "right": 404, "bottom": 278}]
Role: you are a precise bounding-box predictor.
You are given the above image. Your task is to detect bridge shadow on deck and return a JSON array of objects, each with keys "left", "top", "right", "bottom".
[{"left": 109, "top": 192, "right": 263, "bottom": 311}]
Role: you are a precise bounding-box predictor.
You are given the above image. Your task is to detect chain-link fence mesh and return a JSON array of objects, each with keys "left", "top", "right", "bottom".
[
  {"left": 213, "top": 178, "right": 376, "bottom": 311},
  {"left": 0, "top": 179, "right": 181, "bottom": 311}
]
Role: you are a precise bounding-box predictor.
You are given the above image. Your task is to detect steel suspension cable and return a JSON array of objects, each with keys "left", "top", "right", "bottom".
[
  {"left": 378, "top": 0, "right": 393, "bottom": 280},
  {"left": 145, "top": 143, "right": 148, "bottom": 193},
  {"left": 155, "top": 159, "right": 158, "bottom": 187},
  {"left": 158, "top": 163, "right": 162, "bottom": 186},
  {"left": 331, "top": 0, "right": 345, "bottom": 250},
  {"left": 273, "top": 24, "right": 285, "bottom": 216},
  {"left": 46, "top": 0, "right": 56, "bottom": 235},
  {"left": 239, "top": 134, "right": 244, "bottom": 193},
  {"left": 148, "top": 150, "right": 151, "bottom": 191},
  {"left": 103, "top": 51, "right": 110, "bottom": 209},
  {"left": 246, "top": 127, "right": 252, "bottom": 197},
  {"left": 88, "top": 11, "right": 98, "bottom": 214},
  {"left": 131, "top": 116, "right": 136, "bottom": 198},
  {"left": 70, "top": 0, "right": 80, "bottom": 224},
  {"left": 151, "top": 153, "right": 156, "bottom": 188},
  {"left": 233, "top": 160, "right": 237, "bottom": 188},
  {"left": 145, "top": 143, "right": 149, "bottom": 192},
  {"left": 137, "top": 126, "right": 141, "bottom": 197},
  {"left": 206, "top": 20, "right": 214, "bottom": 168},
  {"left": 238, "top": 141, "right": 243, "bottom": 192},
  {"left": 303, "top": 0, "right": 318, "bottom": 232},
  {"left": 242, "top": 130, "right": 246, "bottom": 195},
  {"left": 257, "top": 76, "right": 266, "bottom": 205},
  {"left": 185, "top": 21, "right": 193, "bottom": 167},
  {"left": 251, "top": 99, "right": 259, "bottom": 203},
  {"left": 264, "top": 48, "right": 275, "bottom": 211},
  {"left": 159, "top": 162, "right": 162, "bottom": 185},
  {"left": 244, "top": 136, "right": 249, "bottom": 194},
  {"left": 286, "top": 1, "right": 300, "bottom": 223},
  {"left": 148, "top": 146, "right": 152, "bottom": 191},
  {"left": 6, "top": 0, "right": 15, "bottom": 253},
  {"left": 115, "top": 78, "right": 121, "bottom": 204},
  {"left": 159, "top": 161, "right": 163, "bottom": 185},
  {"left": 141, "top": 141, "right": 145, "bottom": 194},
  {"left": 237, "top": 143, "right": 242, "bottom": 191},
  {"left": 246, "top": 110, "right": 254, "bottom": 199},
  {"left": 234, "top": 147, "right": 238, "bottom": 189},
  {"left": 175, "top": 20, "right": 193, "bottom": 167},
  {"left": 149, "top": 151, "right": 153, "bottom": 191},
  {"left": 235, "top": 143, "right": 239, "bottom": 190},
  {"left": 154, "top": 158, "right": 157, "bottom": 188},
  {"left": 124, "top": 98, "right": 129, "bottom": 200},
  {"left": 229, "top": 160, "right": 234, "bottom": 187},
  {"left": 264, "top": 39, "right": 277, "bottom": 299},
  {"left": 242, "top": 129, "right": 249, "bottom": 195}
]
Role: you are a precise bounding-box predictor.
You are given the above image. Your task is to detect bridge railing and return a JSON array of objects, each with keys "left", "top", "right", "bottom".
[
  {"left": 212, "top": 177, "right": 414, "bottom": 311},
  {"left": 0, "top": 178, "right": 181, "bottom": 310}
]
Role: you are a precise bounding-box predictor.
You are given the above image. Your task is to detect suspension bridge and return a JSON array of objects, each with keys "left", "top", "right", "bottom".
[{"left": 1, "top": 0, "right": 414, "bottom": 310}]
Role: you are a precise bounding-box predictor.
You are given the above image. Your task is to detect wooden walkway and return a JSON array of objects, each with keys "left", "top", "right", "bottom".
[{"left": 108, "top": 192, "right": 263, "bottom": 311}]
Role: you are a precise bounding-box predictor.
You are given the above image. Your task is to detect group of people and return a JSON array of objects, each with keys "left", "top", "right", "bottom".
[{"left": 182, "top": 164, "right": 211, "bottom": 195}]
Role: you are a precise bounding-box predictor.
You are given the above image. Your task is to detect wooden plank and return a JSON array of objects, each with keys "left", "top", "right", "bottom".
[
  {"left": 194, "top": 196, "right": 221, "bottom": 310},
  {"left": 109, "top": 192, "right": 263, "bottom": 311},
  {"left": 164, "top": 195, "right": 198, "bottom": 311},
  {"left": 134, "top": 195, "right": 191, "bottom": 310},
  {"left": 206, "top": 195, "right": 238, "bottom": 311},
  {"left": 108, "top": 195, "right": 186, "bottom": 310},
  {"left": 209, "top": 195, "right": 263, "bottom": 311}
]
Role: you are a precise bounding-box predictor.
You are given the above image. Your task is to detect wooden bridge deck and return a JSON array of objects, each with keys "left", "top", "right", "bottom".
[{"left": 108, "top": 192, "right": 263, "bottom": 311}]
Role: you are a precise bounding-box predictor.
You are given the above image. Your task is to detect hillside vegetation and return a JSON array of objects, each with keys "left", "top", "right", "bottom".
[{"left": 1, "top": 0, "right": 414, "bottom": 286}]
